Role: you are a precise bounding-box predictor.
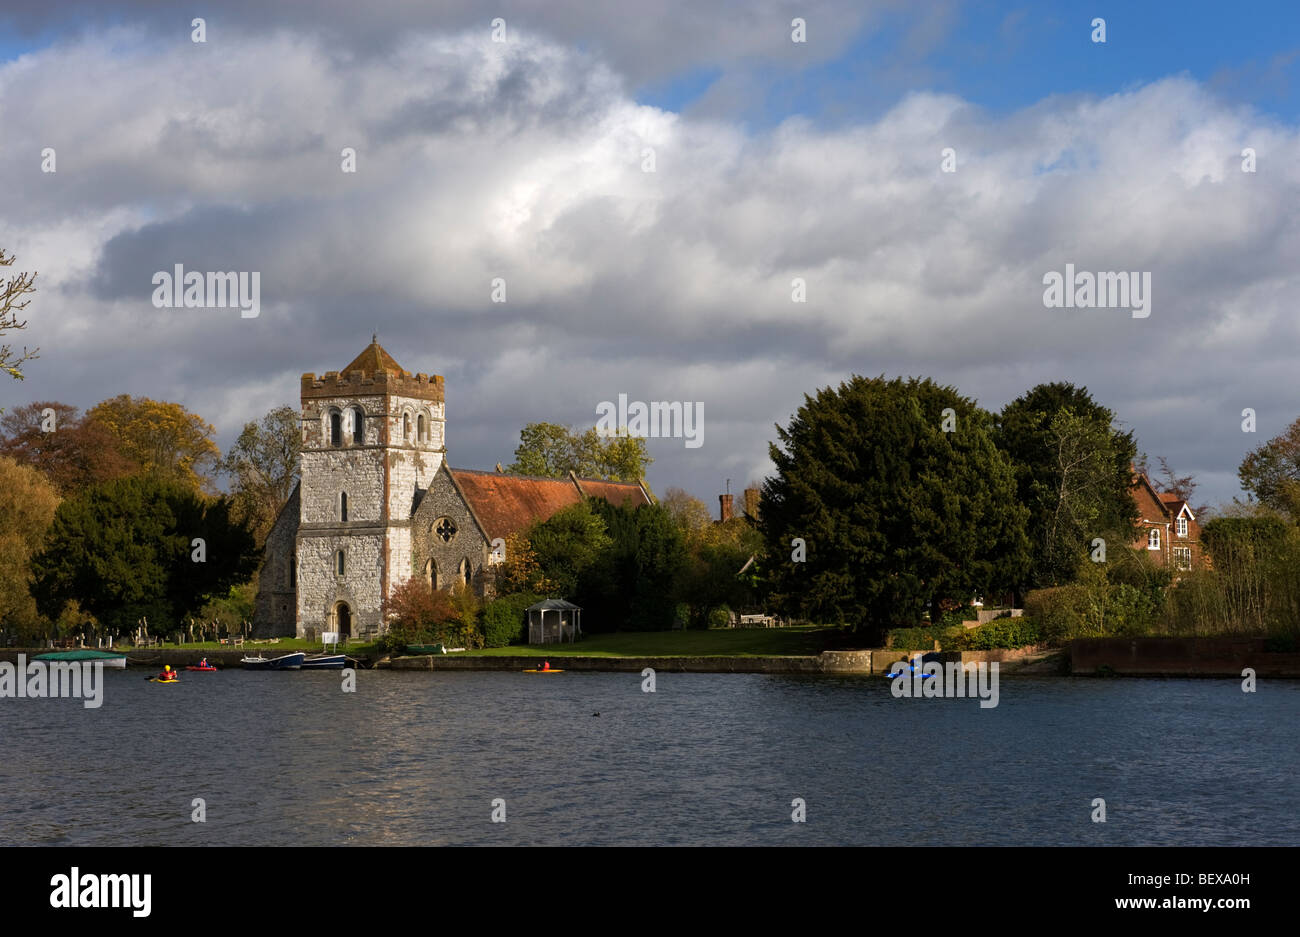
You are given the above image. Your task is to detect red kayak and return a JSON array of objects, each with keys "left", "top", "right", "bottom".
[{"left": 185, "top": 665, "right": 218, "bottom": 672}]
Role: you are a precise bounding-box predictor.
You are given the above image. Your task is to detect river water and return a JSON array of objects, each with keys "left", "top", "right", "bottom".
[{"left": 2, "top": 669, "right": 1296, "bottom": 846}]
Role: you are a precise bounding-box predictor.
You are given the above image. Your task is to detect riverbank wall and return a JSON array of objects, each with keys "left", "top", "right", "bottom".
[{"left": 1070, "top": 636, "right": 1300, "bottom": 677}]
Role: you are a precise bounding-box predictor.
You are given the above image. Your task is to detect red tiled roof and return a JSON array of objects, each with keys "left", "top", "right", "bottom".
[
  {"left": 446, "top": 469, "right": 650, "bottom": 540},
  {"left": 574, "top": 478, "right": 651, "bottom": 510}
]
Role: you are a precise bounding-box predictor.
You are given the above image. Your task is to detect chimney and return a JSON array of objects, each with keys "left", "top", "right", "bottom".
[
  {"left": 719, "top": 493, "right": 734, "bottom": 522},
  {"left": 744, "top": 487, "right": 760, "bottom": 520}
]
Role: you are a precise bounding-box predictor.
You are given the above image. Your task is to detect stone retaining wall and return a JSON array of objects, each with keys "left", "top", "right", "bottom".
[{"left": 1070, "top": 636, "right": 1300, "bottom": 677}]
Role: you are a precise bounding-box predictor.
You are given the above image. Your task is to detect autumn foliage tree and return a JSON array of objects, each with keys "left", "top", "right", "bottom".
[
  {"left": 0, "top": 456, "right": 60, "bottom": 636},
  {"left": 0, "top": 401, "right": 137, "bottom": 494},
  {"left": 87, "top": 394, "right": 220, "bottom": 493}
]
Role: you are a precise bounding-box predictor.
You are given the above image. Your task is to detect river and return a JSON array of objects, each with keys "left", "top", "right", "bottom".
[{"left": 2, "top": 669, "right": 1296, "bottom": 845}]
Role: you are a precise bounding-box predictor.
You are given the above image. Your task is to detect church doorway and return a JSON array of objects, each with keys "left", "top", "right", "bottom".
[{"left": 334, "top": 601, "right": 352, "bottom": 638}]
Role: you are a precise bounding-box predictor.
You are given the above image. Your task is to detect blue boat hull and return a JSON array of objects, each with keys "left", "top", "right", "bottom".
[
  {"left": 301, "top": 655, "right": 348, "bottom": 669},
  {"left": 241, "top": 652, "right": 306, "bottom": 671}
]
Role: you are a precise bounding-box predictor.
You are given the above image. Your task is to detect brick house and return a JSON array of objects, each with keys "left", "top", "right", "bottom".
[{"left": 1130, "top": 471, "right": 1204, "bottom": 571}]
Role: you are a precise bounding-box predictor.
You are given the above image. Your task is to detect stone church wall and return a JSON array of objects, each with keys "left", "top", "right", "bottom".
[{"left": 253, "top": 486, "right": 300, "bottom": 638}]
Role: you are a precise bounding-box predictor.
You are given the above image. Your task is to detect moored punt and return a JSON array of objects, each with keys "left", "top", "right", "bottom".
[
  {"left": 300, "top": 654, "right": 349, "bottom": 669},
  {"left": 33, "top": 650, "right": 127, "bottom": 669},
  {"left": 240, "top": 652, "right": 306, "bottom": 671}
]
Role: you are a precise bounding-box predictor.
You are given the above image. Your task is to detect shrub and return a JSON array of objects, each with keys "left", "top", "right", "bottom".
[
  {"left": 953, "top": 616, "right": 1042, "bottom": 650},
  {"left": 482, "top": 592, "right": 542, "bottom": 648}
]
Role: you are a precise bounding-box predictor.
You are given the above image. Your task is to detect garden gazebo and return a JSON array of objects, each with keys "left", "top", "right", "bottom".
[{"left": 526, "top": 599, "right": 581, "bottom": 644}]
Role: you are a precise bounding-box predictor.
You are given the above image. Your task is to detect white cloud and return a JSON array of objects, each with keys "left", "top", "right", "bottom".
[{"left": 2, "top": 28, "right": 1298, "bottom": 506}]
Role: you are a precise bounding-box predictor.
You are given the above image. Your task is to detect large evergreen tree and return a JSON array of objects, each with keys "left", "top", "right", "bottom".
[
  {"left": 760, "top": 375, "right": 1029, "bottom": 642},
  {"left": 31, "top": 475, "right": 257, "bottom": 633},
  {"left": 994, "top": 382, "right": 1138, "bottom": 590},
  {"left": 579, "top": 499, "right": 685, "bottom": 632}
]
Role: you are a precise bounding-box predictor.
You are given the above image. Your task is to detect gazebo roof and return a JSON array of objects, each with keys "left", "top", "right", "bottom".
[{"left": 527, "top": 598, "right": 581, "bottom": 611}]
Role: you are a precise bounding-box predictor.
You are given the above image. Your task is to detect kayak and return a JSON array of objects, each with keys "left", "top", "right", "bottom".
[
  {"left": 148, "top": 677, "right": 180, "bottom": 683},
  {"left": 185, "top": 665, "right": 218, "bottom": 671},
  {"left": 523, "top": 669, "right": 564, "bottom": 673}
]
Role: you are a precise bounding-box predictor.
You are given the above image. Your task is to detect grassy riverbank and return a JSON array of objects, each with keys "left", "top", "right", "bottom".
[{"left": 455, "top": 626, "right": 841, "bottom": 658}]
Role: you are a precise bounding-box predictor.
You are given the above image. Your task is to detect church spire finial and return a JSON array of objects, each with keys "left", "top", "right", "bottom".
[{"left": 372, "top": 332, "right": 378, "bottom": 344}]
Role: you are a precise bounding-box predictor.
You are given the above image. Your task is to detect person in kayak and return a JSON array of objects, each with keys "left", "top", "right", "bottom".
[
  {"left": 541, "top": 660, "right": 550, "bottom": 671},
  {"left": 199, "top": 657, "right": 209, "bottom": 668},
  {"left": 157, "top": 665, "right": 174, "bottom": 680}
]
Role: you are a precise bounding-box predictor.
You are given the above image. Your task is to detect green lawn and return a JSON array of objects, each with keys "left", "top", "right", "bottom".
[{"left": 456, "top": 626, "right": 842, "bottom": 658}]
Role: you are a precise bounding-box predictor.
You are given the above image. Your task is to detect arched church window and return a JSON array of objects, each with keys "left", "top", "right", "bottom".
[
  {"left": 336, "top": 550, "right": 346, "bottom": 576},
  {"left": 460, "top": 558, "right": 471, "bottom": 586},
  {"left": 330, "top": 410, "right": 342, "bottom": 448},
  {"left": 351, "top": 408, "right": 365, "bottom": 445},
  {"left": 340, "top": 491, "right": 348, "bottom": 522},
  {"left": 434, "top": 517, "right": 457, "bottom": 543},
  {"left": 418, "top": 413, "right": 427, "bottom": 444},
  {"left": 425, "top": 559, "right": 437, "bottom": 590},
  {"left": 404, "top": 412, "right": 412, "bottom": 440},
  {"left": 289, "top": 551, "right": 296, "bottom": 589}
]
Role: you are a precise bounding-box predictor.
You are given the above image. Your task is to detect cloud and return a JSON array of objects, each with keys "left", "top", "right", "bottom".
[{"left": 2, "top": 26, "right": 1298, "bottom": 509}]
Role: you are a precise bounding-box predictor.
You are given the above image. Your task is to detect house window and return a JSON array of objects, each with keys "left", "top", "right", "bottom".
[
  {"left": 336, "top": 550, "right": 346, "bottom": 576},
  {"left": 1173, "top": 547, "right": 1192, "bottom": 570},
  {"left": 340, "top": 491, "right": 348, "bottom": 522},
  {"left": 1148, "top": 528, "right": 1161, "bottom": 550},
  {"left": 329, "top": 411, "right": 342, "bottom": 448},
  {"left": 435, "top": 517, "right": 457, "bottom": 543},
  {"left": 1176, "top": 515, "right": 1188, "bottom": 537}
]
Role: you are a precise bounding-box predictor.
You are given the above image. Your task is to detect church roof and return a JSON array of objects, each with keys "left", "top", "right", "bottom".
[
  {"left": 446, "top": 468, "right": 651, "bottom": 540},
  {"left": 342, "top": 337, "right": 408, "bottom": 377}
]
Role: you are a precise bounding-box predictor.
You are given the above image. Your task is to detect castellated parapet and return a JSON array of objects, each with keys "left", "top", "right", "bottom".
[{"left": 300, "top": 369, "right": 445, "bottom": 403}]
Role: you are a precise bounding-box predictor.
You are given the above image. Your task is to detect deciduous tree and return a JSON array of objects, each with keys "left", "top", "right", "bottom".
[
  {"left": 1238, "top": 417, "right": 1300, "bottom": 521},
  {"left": 994, "top": 382, "right": 1138, "bottom": 590},
  {"left": 217, "top": 405, "right": 301, "bottom": 543},
  {"left": 87, "top": 395, "right": 220, "bottom": 493},
  {"left": 0, "top": 248, "right": 38, "bottom": 385},
  {"left": 0, "top": 456, "right": 59, "bottom": 633},
  {"left": 0, "top": 401, "right": 137, "bottom": 494}
]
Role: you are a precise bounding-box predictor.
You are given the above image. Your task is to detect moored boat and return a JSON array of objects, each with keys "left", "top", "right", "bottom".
[
  {"left": 301, "top": 654, "right": 349, "bottom": 669},
  {"left": 33, "top": 650, "right": 127, "bottom": 669},
  {"left": 240, "top": 652, "right": 306, "bottom": 671}
]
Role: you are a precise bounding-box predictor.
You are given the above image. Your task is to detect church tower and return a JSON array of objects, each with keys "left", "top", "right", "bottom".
[{"left": 294, "top": 337, "right": 445, "bottom": 637}]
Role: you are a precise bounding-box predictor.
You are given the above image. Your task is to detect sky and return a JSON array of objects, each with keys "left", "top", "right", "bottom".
[{"left": 2, "top": 0, "right": 1298, "bottom": 512}]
